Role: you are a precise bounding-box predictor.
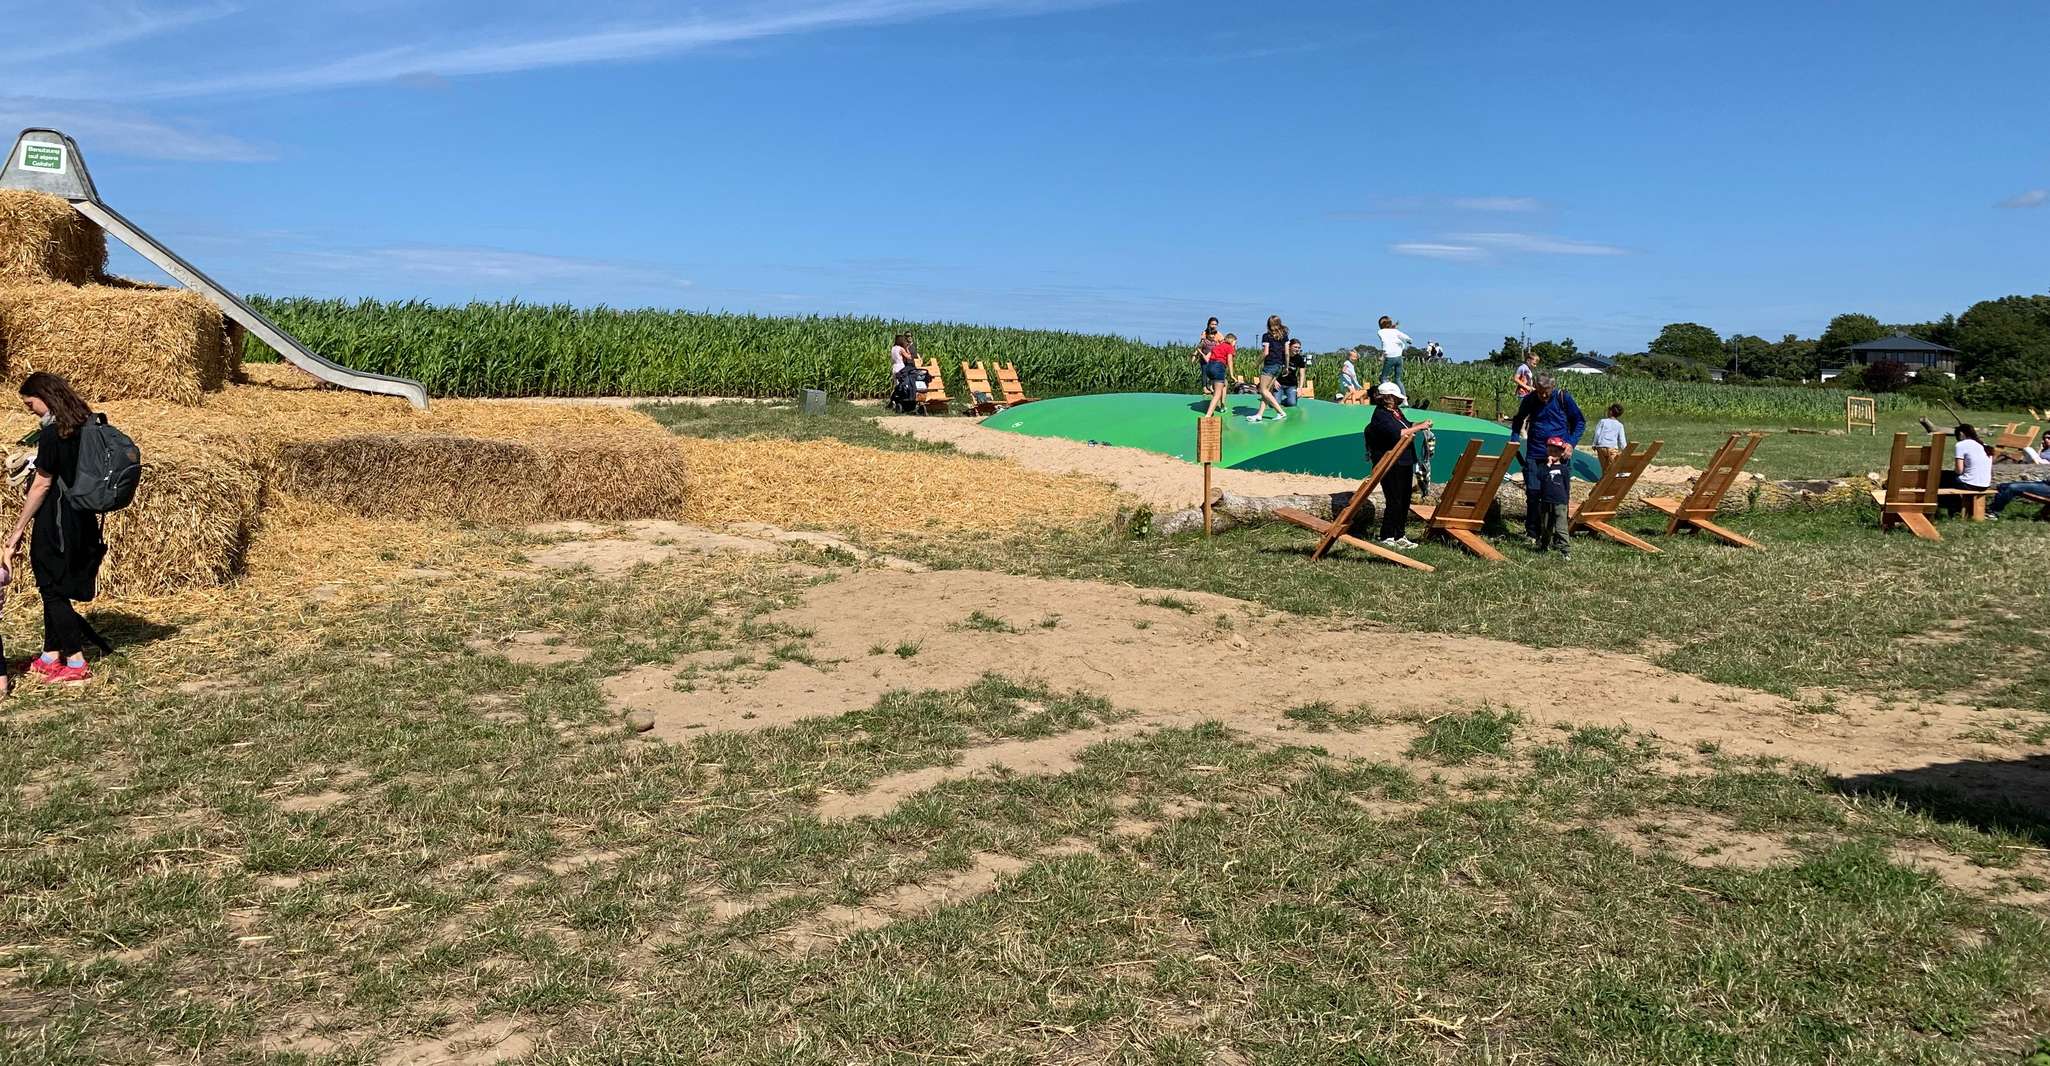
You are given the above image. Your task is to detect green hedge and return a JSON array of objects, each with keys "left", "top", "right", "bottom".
[{"left": 244, "top": 297, "right": 1907, "bottom": 422}]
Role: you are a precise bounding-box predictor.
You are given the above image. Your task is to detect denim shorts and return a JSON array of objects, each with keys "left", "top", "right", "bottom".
[{"left": 1203, "top": 361, "right": 1228, "bottom": 383}]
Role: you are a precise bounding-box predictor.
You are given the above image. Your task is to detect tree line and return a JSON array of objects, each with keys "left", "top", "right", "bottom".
[{"left": 1482, "top": 292, "right": 2050, "bottom": 407}]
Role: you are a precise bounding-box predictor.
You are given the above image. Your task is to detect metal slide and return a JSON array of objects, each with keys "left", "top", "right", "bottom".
[{"left": 1, "top": 128, "right": 429, "bottom": 409}]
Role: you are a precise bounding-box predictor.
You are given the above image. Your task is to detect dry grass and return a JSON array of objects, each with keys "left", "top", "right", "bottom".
[
  {"left": 679, "top": 436, "right": 1122, "bottom": 537},
  {"left": 0, "top": 282, "right": 236, "bottom": 404},
  {"left": 0, "top": 189, "right": 103, "bottom": 285}
]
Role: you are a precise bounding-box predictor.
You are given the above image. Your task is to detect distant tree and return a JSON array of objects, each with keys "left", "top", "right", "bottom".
[
  {"left": 1769, "top": 333, "right": 1821, "bottom": 381},
  {"left": 1529, "top": 337, "right": 1580, "bottom": 365},
  {"left": 1487, "top": 336, "right": 1527, "bottom": 365},
  {"left": 1816, "top": 313, "right": 1887, "bottom": 369},
  {"left": 1647, "top": 323, "right": 1723, "bottom": 367},
  {"left": 1954, "top": 295, "right": 2050, "bottom": 405},
  {"left": 1893, "top": 314, "right": 1959, "bottom": 351},
  {"left": 1721, "top": 334, "right": 1774, "bottom": 379},
  {"left": 1859, "top": 359, "right": 1911, "bottom": 393}
]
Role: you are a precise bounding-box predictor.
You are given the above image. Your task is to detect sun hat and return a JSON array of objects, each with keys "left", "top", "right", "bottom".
[{"left": 1380, "top": 383, "right": 1408, "bottom": 403}]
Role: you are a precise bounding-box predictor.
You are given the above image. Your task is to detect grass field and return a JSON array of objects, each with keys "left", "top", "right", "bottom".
[
  {"left": 1596, "top": 408, "right": 2041, "bottom": 480},
  {"left": 4, "top": 403, "right": 2047, "bottom": 1064}
]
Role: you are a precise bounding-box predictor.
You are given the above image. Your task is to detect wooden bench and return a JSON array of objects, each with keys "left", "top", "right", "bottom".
[
  {"left": 961, "top": 361, "right": 1002, "bottom": 416},
  {"left": 1937, "top": 487, "right": 1994, "bottom": 521},
  {"left": 1990, "top": 422, "right": 2042, "bottom": 463},
  {"left": 993, "top": 362, "right": 1036, "bottom": 407},
  {"left": 1273, "top": 426, "right": 1435, "bottom": 573},
  {"left": 916, "top": 359, "right": 952, "bottom": 415},
  {"left": 1437, "top": 395, "right": 1477, "bottom": 417},
  {"left": 1409, "top": 438, "right": 1517, "bottom": 561},
  {"left": 1570, "top": 440, "right": 1664, "bottom": 553},
  {"left": 1642, "top": 432, "right": 1765, "bottom": 549},
  {"left": 1871, "top": 431, "right": 1947, "bottom": 541},
  {"left": 2022, "top": 491, "right": 2050, "bottom": 520}
]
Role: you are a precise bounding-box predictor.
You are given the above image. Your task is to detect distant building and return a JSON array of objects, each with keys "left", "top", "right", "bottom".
[
  {"left": 1553, "top": 354, "right": 1615, "bottom": 375},
  {"left": 1828, "top": 334, "right": 1960, "bottom": 380}
]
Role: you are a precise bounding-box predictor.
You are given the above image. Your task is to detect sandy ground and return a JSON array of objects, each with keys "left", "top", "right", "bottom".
[
  {"left": 881, "top": 415, "right": 1361, "bottom": 511},
  {"left": 528, "top": 522, "right": 2050, "bottom": 824}
]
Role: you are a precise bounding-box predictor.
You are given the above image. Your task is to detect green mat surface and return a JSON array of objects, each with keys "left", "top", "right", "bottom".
[{"left": 981, "top": 393, "right": 1602, "bottom": 483}]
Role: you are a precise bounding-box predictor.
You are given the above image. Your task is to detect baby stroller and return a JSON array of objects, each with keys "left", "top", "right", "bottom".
[{"left": 889, "top": 364, "right": 932, "bottom": 414}]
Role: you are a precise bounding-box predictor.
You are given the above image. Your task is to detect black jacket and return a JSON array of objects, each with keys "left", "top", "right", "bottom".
[{"left": 1365, "top": 407, "right": 1417, "bottom": 469}]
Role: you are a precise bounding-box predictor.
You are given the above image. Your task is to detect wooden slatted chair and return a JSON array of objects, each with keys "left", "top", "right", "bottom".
[
  {"left": 1569, "top": 441, "right": 1664, "bottom": 553},
  {"left": 1409, "top": 439, "right": 1518, "bottom": 561},
  {"left": 1273, "top": 427, "right": 1435, "bottom": 573},
  {"left": 1990, "top": 422, "right": 2042, "bottom": 463},
  {"left": 1870, "top": 431, "right": 1947, "bottom": 541},
  {"left": 1643, "top": 431, "right": 1765, "bottom": 549},
  {"left": 917, "top": 358, "right": 951, "bottom": 415},
  {"left": 993, "top": 362, "right": 1036, "bottom": 407},
  {"left": 960, "top": 361, "right": 1002, "bottom": 416},
  {"left": 1437, "top": 395, "right": 1477, "bottom": 417},
  {"left": 1845, "top": 395, "right": 1877, "bottom": 436}
]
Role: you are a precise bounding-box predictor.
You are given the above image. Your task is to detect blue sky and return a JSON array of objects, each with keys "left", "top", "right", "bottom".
[{"left": 7, "top": 0, "right": 2045, "bottom": 358}]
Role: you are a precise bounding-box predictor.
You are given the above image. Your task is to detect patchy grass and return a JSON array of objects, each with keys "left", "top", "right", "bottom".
[{"left": 1409, "top": 708, "right": 1522, "bottom": 764}]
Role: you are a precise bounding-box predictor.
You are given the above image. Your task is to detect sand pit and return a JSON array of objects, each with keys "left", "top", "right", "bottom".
[
  {"left": 600, "top": 566, "right": 2050, "bottom": 817},
  {"left": 881, "top": 415, "right": 1358, "bottom": 511}
]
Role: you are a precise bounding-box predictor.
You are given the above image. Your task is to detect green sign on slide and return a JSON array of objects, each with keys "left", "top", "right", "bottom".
[{"left": 19, "top": 143, "right": 66, "bottom": 174}]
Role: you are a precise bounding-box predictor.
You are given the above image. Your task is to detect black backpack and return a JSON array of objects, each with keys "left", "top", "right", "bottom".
[{"left": 60, "top": 415, "right": 143, "bottom": 514}]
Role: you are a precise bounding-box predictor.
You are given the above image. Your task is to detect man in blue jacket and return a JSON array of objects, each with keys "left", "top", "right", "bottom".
[{"left": 1508, "top": 372, "right": 1586, "bottom": 545}]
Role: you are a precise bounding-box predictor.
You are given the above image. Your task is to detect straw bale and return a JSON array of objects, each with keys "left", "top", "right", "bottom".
[
  {"left": 0, "top": 282, "right": 236, "bottom": 404},
  {"left": 272, "top": 431, "right": 689, "bottom": 525},
  {"left": 0, "top": 189, "right": 104, "bottom": 285},
  {"left": 0, "top": 431, "right": 261, "bottom": 600}
]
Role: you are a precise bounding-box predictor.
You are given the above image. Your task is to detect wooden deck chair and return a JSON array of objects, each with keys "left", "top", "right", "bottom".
[
  {"left": 1871, "top": 431, "right": 1947, "bottom": 541},
  {"left": 1642, "top": 432, "right": 1765, "bottom": 549},
  {"left": 917, "top": 358, "right": 951, "bottom": 415},
  {"left": 1845, "top": 395, "right": 1877, "bottom": 436},
  {"left": 1438, "top": 395, "right": 1477, "bottom": 417},
  {"left": 1272, "top": 427, "right": 1435, "bottom": 573},
  {"left": 1990, "top": 422, "right": 2042, "bottom": 463},
  {"left": 960, "top": 361, "right": 1002, "bottom": 415},
  {"left": 1569, "top": 441, "right": 1664, "bottom": 553},
  {"left": 993, "top": 362, "right": 1036, "bottom": 406},
  {"left": 1409, "top": 439, "right": 1518, "bottom": 561}
]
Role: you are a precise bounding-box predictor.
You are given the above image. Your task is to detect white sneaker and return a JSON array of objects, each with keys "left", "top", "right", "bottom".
[
  {"left": 1246, "top": 414, "right": 1264, "bottom": 423},
  {"left": 1380, "top": 537, "right": 1406, "bottom": 549},
  {"left": 1274, "top": 410, "right": 1288, "bottom": 421},
  {"left": 1395, "top": 537, "right": 1419, "bottom": 549}
]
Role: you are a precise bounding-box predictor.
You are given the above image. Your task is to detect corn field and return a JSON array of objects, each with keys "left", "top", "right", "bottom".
[{"left": 246, "top": 297, "right": 1906, "bottom": 422}]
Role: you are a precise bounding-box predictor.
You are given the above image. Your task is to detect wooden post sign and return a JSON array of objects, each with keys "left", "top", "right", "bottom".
[{"left": 1197, "top": 416, "right": 1223, "bottom": 536}]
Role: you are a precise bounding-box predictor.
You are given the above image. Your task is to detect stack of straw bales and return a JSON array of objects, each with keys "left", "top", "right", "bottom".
[{"left": 0, "top": 189, "right": 236, "bottom": 405}]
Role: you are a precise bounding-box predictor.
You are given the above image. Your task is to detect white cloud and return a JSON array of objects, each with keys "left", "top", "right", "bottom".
[
  {"left": 0, "top": 98, "right": 275, "bottom": 162},
  {"left": 46, "top": 0, "right": 1107, "bottom": 101},
  {"left": 1452, "top": 232, "right": 1628, "bottom": 256},
  {"left": 1999, "top": 189, "right": 2048, "bottom": 209},
  {"left": 35, "top": 2, "right": 240, "bottom": 59},
  {"left": 1448, "top": 196, "right": 1541, "bottom": 212},
  {"left": 1391, "top": 242, "right": 1486, "bottom": 261}
]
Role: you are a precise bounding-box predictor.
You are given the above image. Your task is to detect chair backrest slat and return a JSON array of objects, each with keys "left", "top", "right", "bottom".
[
  {"left": 1682, "top": 432, "right": 1763, "bottom": 518},
  {"left": 1429, "top": 439, "right": 1517, "bottom": 528},
  {"left": 1883, "top": 431, "right": 1946, "bottom": 512},
  {"left": 1575, "top": 440, "right": 1663, "bottom": 523}
]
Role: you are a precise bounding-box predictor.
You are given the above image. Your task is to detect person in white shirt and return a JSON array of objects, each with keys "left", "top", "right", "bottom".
[
  {"left": 1592, "top": 403, "right": 1627, "bottom": 475},
  {"left": 1940, "top": 424, "right": 1993, "bottom": 515},
  {"left": 1376, "top": 315, "right": 1412, "bottom": 388}
]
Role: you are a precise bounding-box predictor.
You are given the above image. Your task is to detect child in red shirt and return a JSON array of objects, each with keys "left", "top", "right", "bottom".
[{"left": 1203, "top": 334, "right": 1236, "bottom": 418}]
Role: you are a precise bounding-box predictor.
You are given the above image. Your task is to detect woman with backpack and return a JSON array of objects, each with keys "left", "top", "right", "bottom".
[{"left": 3, "top": 373, "right": 110, "bottom": 685}]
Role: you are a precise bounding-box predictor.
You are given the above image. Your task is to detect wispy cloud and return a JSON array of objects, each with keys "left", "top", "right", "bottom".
[
  {"left": 1391, "top": 242, "right": 1488, "bottom": 262},
  {"left": 38, "top": 2, "right": 240, "bottom": 59},
  {"left": 1999, "top": 189, "right": 2048, "bottom": 209},
  {"left": 1448, "top": 196, "right": 1541, "bottom": 213},
  {"left": 1389, "top": 232, "right": 1629, "bottom": 263},
  {"left": 1453, "top": 232, "right": 1628, "bottom": 256},
  {"left": 57, "top": 0, "right": 1106, "bottom": 101},
  {"left": 0, "top": 97, "right": 275, "bottom": 162}
]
